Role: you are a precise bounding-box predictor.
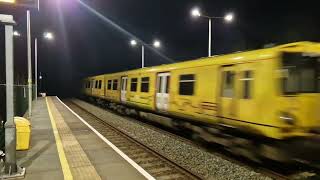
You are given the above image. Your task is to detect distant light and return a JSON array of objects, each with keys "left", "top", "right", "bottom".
[
  {"left": 39, "top": 75, "right": 42, "bottom": 80},
  {"left": 0, "top": 0, "right": 15, "bottom": 3},
  {"left": 44, "top": 32, "right": 54, "bottom": 40},
  {"left": 13, "top": 31, "right": 21, "bottom": 37},
  {"left": 224, "top": 13, "right": 234, "bottom": 22},
  {"left": 191, "top": 7, "right": 201, "bottom": 17},
  {"left": 130, "top": 39, "right": 137, "bottom": 46},
  {"left": 153, "top": 40, "right": 161, "bottom": 48}
]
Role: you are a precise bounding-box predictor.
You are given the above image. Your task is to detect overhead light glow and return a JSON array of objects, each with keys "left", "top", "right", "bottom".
[
  {"left": 13, "top": 31, "right": 21, "bottom": 37},
  {"left": 130, "top": 39, "right": 137, "bottom": 46},
  {"left": 153, "top": 40, "right": 161, "bottom": 48},
  {"left": 191, "top": 7, "right": 201, "bottom": 17},
  {"left": 44, "top": 32, "right": 54, "bottom": 40},
  {"left": 224, "top": 13, "right": 234, "bottom": 22}
]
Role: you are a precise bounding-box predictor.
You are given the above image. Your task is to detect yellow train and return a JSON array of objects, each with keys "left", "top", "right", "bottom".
[{"left": 82, "top": 41, "right": 320, "bottom": 163}]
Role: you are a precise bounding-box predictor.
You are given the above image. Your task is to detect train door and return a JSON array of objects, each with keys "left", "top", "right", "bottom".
[
  {"left": 219, "top": 64, "right": 257, "bottom": 124},
  {"left": 90, "top": 80, "right": 94, "bottom": 95},
  {"left": 237, "top": 63, "right": 256, "bottom": 124},
  {"left": 156, "top": 73, "right": 170, "bottom": 111},
  {"left": 220, "top": 66, "right": 239, "bottom": 120},
  {"left": 121, "top": 77, "right": 128, "bottom": 102}
]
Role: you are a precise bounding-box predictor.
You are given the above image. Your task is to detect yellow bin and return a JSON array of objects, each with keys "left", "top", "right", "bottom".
[{"left": 14, "top": 117, "right": 31, "bottom": 150}]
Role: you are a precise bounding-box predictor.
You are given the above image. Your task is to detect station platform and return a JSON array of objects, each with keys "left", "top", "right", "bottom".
[{"left": 16, "top": 96, "right": 149, "bottom": 180}]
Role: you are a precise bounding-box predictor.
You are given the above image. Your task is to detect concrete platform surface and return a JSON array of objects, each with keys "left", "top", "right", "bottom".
[{"left": 16, "top": 97, "right": 147, "bottom": 180}]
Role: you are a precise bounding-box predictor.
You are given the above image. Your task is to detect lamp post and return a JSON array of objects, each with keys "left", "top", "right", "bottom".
[
  {"left": 191, "top": 7, "right": 234, "bottom": 57},
  {"left": 35, "top": 32, "right": 54, "bottom": 99},
  {"left": 13, "top": 31, "right": 54, "bottom": 100},
  {"left": 130, "top": 39, "right": 161, "bottom": 68},
  {"left": 27, "top": 10, "right": 32, "bottom": 117}
]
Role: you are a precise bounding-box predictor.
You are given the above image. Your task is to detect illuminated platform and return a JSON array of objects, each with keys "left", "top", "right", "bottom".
[{"left": 16, "top": 97, "right": 148, "bottom": 180}]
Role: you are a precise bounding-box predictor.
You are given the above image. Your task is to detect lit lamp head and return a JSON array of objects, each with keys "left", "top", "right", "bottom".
[
  {"left": 13, "top": 31, "right": 21, "bottom": 37},
  {"left": 153, "top": 40, "right": 161, "bottom": 48},
  {"left": 130, "top": 39, "right": 137, "bottom": 46},
  {"left": 224, "top": 13, "right": 234, "bottom": 22},
  {"left": 191, "top": 7, "right": 201, "bottom": 17},
  {"left": 44, "top": 32, "right": 54, "bottom": 40}
]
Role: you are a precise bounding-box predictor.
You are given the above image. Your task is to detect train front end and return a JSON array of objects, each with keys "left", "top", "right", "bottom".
[{"left": 277, "top": 44, "right": 320, "bottom": 164}]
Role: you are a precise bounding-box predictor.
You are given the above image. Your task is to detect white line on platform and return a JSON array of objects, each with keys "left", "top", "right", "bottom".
[{"left": 56, "top": 96, "right": 156, "bottom": 180}]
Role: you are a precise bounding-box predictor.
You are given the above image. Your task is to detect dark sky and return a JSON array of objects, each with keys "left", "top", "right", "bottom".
[{"left": 1, "top": 0, "right": 320, "bottom": 97}]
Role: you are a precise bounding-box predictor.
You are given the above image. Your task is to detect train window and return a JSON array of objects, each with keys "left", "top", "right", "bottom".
[
  {"left": 179, "top": 74, "right": 195, "bottom": 95},
  {"left": 240, "top": 71, "right": 253, "bottom": 99},
  {"left": 107, "top": 80, "right": 112, "bottom": 90},
  {"left": 166, "top": 76, "right": 170, "bottom": 93},
  {"left": 130, "top": 78, "right": 138, "bottom": 92},
  {"left": 282, "top": 53, "right": 320, "bottom": 94},
  {"left": 141, "top": 77, "right": 150, "bottom": 93},
  {"left": 95, "top": 80, "right": 98, "bottom": 89},
  {"left": 113, "top": 79, "right": 118, "bottom": 90},
  {"left": 99, "top": 80, "right": 102, "bottom": 89},
  {"left": 222, "top": 71, "right": 235, "bottom": 97},
  {"left": 157, "top": 76, "right": 162, "bottom": 93}
]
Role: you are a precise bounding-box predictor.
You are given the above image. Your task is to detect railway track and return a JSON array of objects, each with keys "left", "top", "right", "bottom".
[
  {"left": 119, "top": 117, "right": 296, "bottom": 180},
  {"left": 64, "top": 100, "right": 203, "bottom": 180},
  {"left": 67, "top": 99, "right": 319, "bottom": 180}
]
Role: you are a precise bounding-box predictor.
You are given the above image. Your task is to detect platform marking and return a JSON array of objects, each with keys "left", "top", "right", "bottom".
[
  {"left": 46, "top": 97, "right": 73, "bottom": 180},
  {"left": 56, "top": 96, "right": 156, "bottom": 180}
]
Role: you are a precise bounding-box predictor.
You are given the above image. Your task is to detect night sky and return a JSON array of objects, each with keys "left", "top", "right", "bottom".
[{"left": 1, "top": 0, "right": 320, "bottom": 98}]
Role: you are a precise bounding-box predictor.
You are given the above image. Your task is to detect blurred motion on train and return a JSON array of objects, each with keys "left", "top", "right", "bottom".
[{"left": 81, "top": 42, "right": 320, "bottom": 165}]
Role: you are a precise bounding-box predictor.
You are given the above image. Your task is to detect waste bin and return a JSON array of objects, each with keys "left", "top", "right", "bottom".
[{"left": 14, "top": 117, "right": 31, "bottom": 150}]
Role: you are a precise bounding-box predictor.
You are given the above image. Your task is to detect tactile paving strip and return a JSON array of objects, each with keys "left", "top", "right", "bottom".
[{"left": 47, "top": 97, "right": 101, "bottom": 180}]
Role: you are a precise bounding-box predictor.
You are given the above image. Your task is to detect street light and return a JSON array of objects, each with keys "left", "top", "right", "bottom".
[
  {"left": 130, "top": 39, "right": 137, "bottom": 46},
  {"left": 224, "top": 13, "right": 234, "bottom": 22},
  {"left": 191, "top": 7, "right": 235, "bottom": 57},
  {"left": 43, "top": 32, "right": 54, "bottom": 40},
  {"left": 191, "top": 8, "right": 201, "bottom": 17},
  {"left": 130, "top": 39, "right": 161, "bottom": 68},
  {"left": 12, "top": 30, "right": 53, "bottom": 99},
  {"left": 13, "top": 31, "right": 20, "bottom": 37},
  {"left": 35, "top": 31, "right": 54, "bottom": 99},
  {"left": 153, "top": 40, "right": 161, "bottom": 48}
]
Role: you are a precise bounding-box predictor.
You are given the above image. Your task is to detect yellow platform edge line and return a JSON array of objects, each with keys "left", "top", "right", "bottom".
[{"left": 46, "top": 97, "right": 73, "bottom": 180}]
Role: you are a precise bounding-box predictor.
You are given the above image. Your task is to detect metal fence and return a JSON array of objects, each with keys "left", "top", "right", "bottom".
[{"left": 0, "top": 84, "right": 36, "bottom": 150}]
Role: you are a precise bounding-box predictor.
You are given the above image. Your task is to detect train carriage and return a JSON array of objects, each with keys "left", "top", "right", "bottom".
[{"left": 82, "top": 42, "right": 320, "bottom": 163}]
